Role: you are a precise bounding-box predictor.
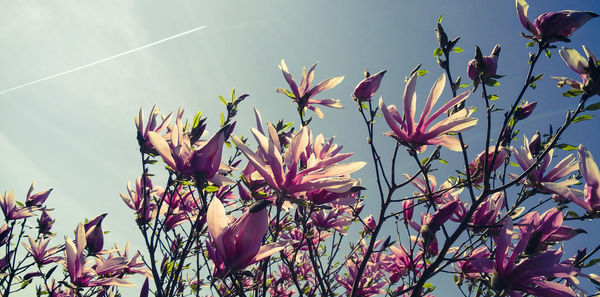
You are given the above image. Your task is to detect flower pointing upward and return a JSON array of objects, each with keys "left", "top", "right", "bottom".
[
  {"left": 379, "top": 73, "right": 476, "bottom": 152},
  {"left": 277, "top": 59, "right": 344, "bottom": 118}
]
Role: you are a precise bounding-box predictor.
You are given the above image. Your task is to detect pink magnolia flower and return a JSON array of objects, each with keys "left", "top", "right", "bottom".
[
  {"left": 471, "top": 192, "right": 505, "bottom": 232},
  {"left": 310, "top": 206, "right": 353, "bottom": 234},
  {"left": 543, "top": 145, "right": 600, "bottom": 213},
  {"left": 25, "top": 183, "right": 52, "bottom": 207},
  {"left": 23, "top": 236, "right": 62, "bottom": 265},
  {"left": 120, "top": 176, "right": 164, "bottom": 224},
  {"left": 148, "top": 108, "right": 234, "bottom": 182},
  {"left": 353, "top": 70, "right": 386, "bottom": 101},
  {"left": 335, "top": 240, "right": 388, "bottom": 297},
  {"left": 232, "top": 125, "right": 365, "bottom": 197},
  {"left": 135, "top": 105, "right": 173, "bottom": 150},
  {"left": 514, "top": 101, "right": 537, "bottom": 120},
  {"left": 379, "top": 73, "right": 476, "bottom": 153},
  {"left": 470, "top": 219, "right": 577, "bottom": 296},
  {"left": 467, "top": 44, "right": 501, "bottom": 81},
  {"left": 455, "top": 246, "right": 490, "bottom": 281},
  {"left": 519, "top": 209, "right": 583, "bottom": 255},
  {"left": 512, "top": 134, "right": 578, "bottom": 192},
  {"left": 553, "top": 46, "right": 600, "bottom": 96},
  {"left": 516, "top": 0, "right": 598, "bottom": 43},
  {"left": 277, "top": 59, "right": 344, "bottom": 119},
  {"left": 65, "top": 224, "right": 133, "bottom": 287},
  {"left": 38, "top": 210, "right": 55, "bottom": 234},
  {"left": 84, "top": 213, "right": 107, "bottom": 255},
  {"left": 206, "top": 198, "right": 285, "bottom": 274},
  {"left": 0, "top": 190, "right": 37, "bottom": 220},
  {"left": 468, "top": 146, "right": 508, "bottom": 184}
]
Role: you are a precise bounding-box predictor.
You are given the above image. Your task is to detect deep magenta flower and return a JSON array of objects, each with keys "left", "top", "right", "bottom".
[
  {"left": 84, "top": 213, "right": 107, "bottom": 255},
  {"left": 277, "top": 59, "right": 344, "bottom": 118},
  {"left": 470, "top": 219, "right": 577, "bottom": 296},
  {"left": 543, "top": 145, "right": 600, "bottom": 213},
  {"left": 25, "top": 183, "right": 52, "bottom": 207},
  {"left": 469, "top": 147, "right": 508, "bottom": 184},
  {"left": 514, "top": 101, "right": 537, "bottom": 120},
  {"left": 207, "top": 198, "right": 285, "bottom": 274},
  {"left": 353, "top": 70, "right": 386, "bottom": 101},
  {"left": 471, "top": 192, "right": 505, "bottom": 232},
  {"left": 553, "top": 46, "right": 600, "bottom": 96},
  {"left": 519, "top": 209, "right": 583, "bottom": 255},
  {"left": 467, "top": 44, "right": 501, "bottom": 81},
  {"left": 516, "top": 0, "right": 598, "bottom": 43},
  {"left": 379, "top": 73, "right": 476, "bottom": 153}
]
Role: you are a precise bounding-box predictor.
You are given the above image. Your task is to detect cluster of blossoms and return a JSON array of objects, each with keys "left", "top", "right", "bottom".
[
  {"left": 4, "top": 0, "right": 600, "bottom": 296},
  {"left": 0, "top": 185, "right": 148, "bottom": 297}
]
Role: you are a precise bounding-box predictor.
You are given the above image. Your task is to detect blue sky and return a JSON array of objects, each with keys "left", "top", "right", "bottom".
[{"left": 1, "top": 1, "right": 600, "bottom": 295}]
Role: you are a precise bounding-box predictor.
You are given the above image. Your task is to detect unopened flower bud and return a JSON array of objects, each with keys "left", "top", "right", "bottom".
[
  {"left": 467, "top": 45, "right": 501, "bottom": 81},
  {"left": 353, "top": 70, "right": 386, "bottom": 101},
  {"left": 38, "top": 210, "right": 54, "bottom": 235},
  {"left": 528, "top": 132, "right": 541, "bottom": 156},
  {"left": 515, "top": 101, "right": 537, "bottom": 120}
]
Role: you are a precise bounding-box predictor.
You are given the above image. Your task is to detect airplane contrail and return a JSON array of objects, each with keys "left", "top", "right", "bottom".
[{"left": 0, "top": 25, "right": 207, "bottom": 96}]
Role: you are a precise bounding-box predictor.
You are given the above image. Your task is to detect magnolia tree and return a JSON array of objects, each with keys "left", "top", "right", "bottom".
[{"left": 2, "top": 0, "right": 600, "bottom": 296}]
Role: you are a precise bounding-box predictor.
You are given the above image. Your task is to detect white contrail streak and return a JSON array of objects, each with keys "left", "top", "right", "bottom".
[{"left": 0, "top": 25, "right": 207, "bottom": 96}]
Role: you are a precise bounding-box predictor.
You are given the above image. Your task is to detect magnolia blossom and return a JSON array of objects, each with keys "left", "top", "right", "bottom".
[
  {"left": 379, "top": 73, "right": 476, "bottom": 152},
  {"left": 467, "top": 44, "right": 501, "bottom": 81},
  {"left": 516, "top": 0, "right": 598, "bottom": 43},
  {"left": 135, "top": 105, "right": 173, "bottom": 150},
  {"left": 207, "top": 198, "right": 285, "bottom": 274},
  {"left": 23, "top": 236, "right": 62, "bottom": 265},
  {"left": 470, "top": 219, "right": 577, "bottom": 296},
  {"left": 553, "top": 46, "right": 600, "bottom": 96},
  {"left": 0, "top": 190, "right": 37, "bottom": 220},
  {"left": 543, "top": 145, "right": 600, "bottom": 213},
  {"left": 277, "top": 59, "right": 344, "bottom": 118},
  {"left": 512, "top": 134, "right": 578, "bottom": 192},
  {"left": 148, "top": 108, "right": 233, "bottom": 182},
  {"left": 469, "top": 147, "right": 508, "bottom": 184},
  {"left": 233, "top": 125, "right": 365, "bottom": 197},
  {"left": 519, "top": 209, "right": 583, "bottom": 255},
  {"left": 353, "top": 70, "right": 386, "bottom": 101}
]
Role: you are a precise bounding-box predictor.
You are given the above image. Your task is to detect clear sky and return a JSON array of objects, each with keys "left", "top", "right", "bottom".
[{"left": 1, "top": 1, "right": 600, "bottom": 295}]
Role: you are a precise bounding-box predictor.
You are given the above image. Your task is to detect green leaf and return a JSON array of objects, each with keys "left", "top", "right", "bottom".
[
  {"left": 433, "top": 47, "right": 443, "bottom": 57},
  {"left": 360, "top": 102, "right": 369, "bottom": 110},
  {"left": 488, "top": 94, "right": 499, "bottom": 101},
  {"left": 531, "top": 73, "right": 544, "bottom": 82},
  {"left": 583, "top": 258, "right": 600, "bottom": 268},
  {"left": 218, "top": 95, "right": 227, "bottom": 106},
  {"left": 192, "top": 111, "right": 203, "bottom": 128},
  {"left": 586, "top": 102, "right": 600, "bottom": 111},
  {"left": 230, "top": 88, "right": 236, "bottom": 101},
  {"left": 420, "top": 157, "right": 430, "bottom": 165},
  {"left": 438, "top": 159, "right": 448, "bottom": 164},
  {"left": 526, "top": 41, "right": 536, "bottom": 48},
  {"left": 529, "top": 82, "right": 536, "bottom": 89},
  {"left": 459, "top": 83, "right": 472, "bottom": 88},
  {"left": 509, "top": 162, "right": 520, "bottom": 167},
  {"left": 545, "top": 49, "right": 552, "bottom": 58},
  {"left": 571, "top": 114, "right": 594, "bottom": 123},
  {"left": 220, "top": 112, "right": 225, "bottom": 125},
  {"left": 417, "top": 70, "right": 428, "bottom": 77},
  {"left": 557, "top": 143, "right": 578, "bottom": 151},
  {"left": 562, "top": 89, "right": 584, "bottom": 97},
  {"left": 204, "top": 185, "right": 219, "bottom": 193},
  {"left": 438, "top": 15, "right": 443, "bottom": 24},
  {"left": 452, "top": 47, "right": 463, "bottom": 53},
  {"left": 282, "top": 122, "right": 294, "bottom": 130},
  {"left": 566, "top": 210, "right": 579, "bottom": 218}
]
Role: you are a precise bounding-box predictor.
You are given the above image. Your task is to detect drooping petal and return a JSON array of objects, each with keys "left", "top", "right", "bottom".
[{"left": 380, "top": 99, "right": 409, "bottom": 141}]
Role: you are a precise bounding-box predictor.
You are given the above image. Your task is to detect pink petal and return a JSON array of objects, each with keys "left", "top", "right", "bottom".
[
  {"left": 516, "top": 0, "right": 537, "bottom": 34},
  {"left": 309, "top": 76, "right": 344, "bottom": 96},
  {"left": 147, "top": 132, "right": 176, "bottom": 169},
  {"left": 416, "top": 74, "right": 446, "bottom": 132},
  {"left": 560, "top": 47, "right": 588, "bottom": 75},
  {"left": 403, "top": 74, "right": 418, "bottom": 135},
  {"left": 279, "top": 59, "right": 301, "bottom": 99},
  {"left": 424, "top": 90, "right": 471, "bottom": 128}
]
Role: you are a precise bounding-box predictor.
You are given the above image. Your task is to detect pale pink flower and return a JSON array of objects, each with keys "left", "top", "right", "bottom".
[
  {"left": 277, "top": 59, "right": 344, "bottom": 118},
  {"left": 553, "top": 46, "right": 600, "bottom": 96},
  {"left": 379, "top": 73, "right": 476, "bottom": 153},
  {"left": 543, "top": 145, "right": 600, "bottom": 213}
]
